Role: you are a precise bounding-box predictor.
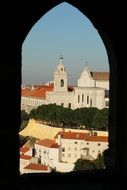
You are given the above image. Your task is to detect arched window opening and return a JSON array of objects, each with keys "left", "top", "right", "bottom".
[
  {"left": 78, "top": 95, "right": 80, "bottom": 103},
  {"left": 82, "top": 94, "right": 84, "bottom": 102},
  {"left": 20, "top": 2, "right": 110, "bottom": 175},
  {"left": 90, "top": 99, "right": 92, "bottom": 107},
  {"left": 87, "top": 96, "right": 89, "bottom": 104},
  {"left": 60, "top": 79, "right": 64, "bottom": 87}
]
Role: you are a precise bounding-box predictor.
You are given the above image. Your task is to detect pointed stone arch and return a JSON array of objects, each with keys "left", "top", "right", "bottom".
[
  {"left": 1, "top": 0, "right": 126, "bottom": 187},
  {"left": 20, "top": 0, "right": 118, "bottom": 174}
]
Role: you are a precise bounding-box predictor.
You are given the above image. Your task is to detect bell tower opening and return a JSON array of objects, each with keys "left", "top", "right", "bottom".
[{"left": 60, "top": 79, "right": 64, "bottom": 87}]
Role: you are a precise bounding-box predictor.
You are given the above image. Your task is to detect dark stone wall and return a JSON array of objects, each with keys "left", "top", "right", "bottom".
[{"left": 0, "top": 0, "right": 126, "bottom": 189}]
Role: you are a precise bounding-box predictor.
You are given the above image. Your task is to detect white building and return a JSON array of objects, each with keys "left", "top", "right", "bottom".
[
  {"left": 33, "top": 130, "right": 108, "bottom": 172},
  {"left": 54, "top": 131, "right": 108, "bottom": 163},
  {"left": 20, "top": 154, "right": 36, "bottom": 174},
  {"left": 46, "top": 57, "right": 109, "bottom": 109},
  {"left": 78, "top": 64, "right": 109, "bottom": 90},
  {"left": 19, "top": 144, "right": 52, "bottom": 174},
  {"left": 21, "top": 85, "right": 53, "bottom": 113},
  {"left": 35, "top": 138, "right": 60, "bottom": 169},
  {"left": 21, "top": 57, "right": 109, "bottom": 112}
]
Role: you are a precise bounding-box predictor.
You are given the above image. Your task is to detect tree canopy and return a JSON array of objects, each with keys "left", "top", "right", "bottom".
[
  {"left": 73, "top": 159, "right": 95, "bottom": 171},
  {"left": 29, "top": 104, "right": 108, "bottom": 131},
  {"left": 74, "top": 154, "right": 105, "bottom": 171},
  {"left": 92, "top": 108, "right": 108, "bottom": 131},
  {"left": 20, "top": 110, "right": 29, "bottom": 131}
]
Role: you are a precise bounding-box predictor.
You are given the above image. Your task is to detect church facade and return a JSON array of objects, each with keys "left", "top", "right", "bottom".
[
  {"left": 46, "top": 57, "right": 109, "bottom": 110},
  {"left": 21, "top": 57, "right": 109, "bottom": 113}
]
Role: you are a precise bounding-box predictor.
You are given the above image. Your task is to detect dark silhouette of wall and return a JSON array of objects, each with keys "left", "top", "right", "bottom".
[{"left": 0, "top": 0, "right": 126, "bottom": 189}]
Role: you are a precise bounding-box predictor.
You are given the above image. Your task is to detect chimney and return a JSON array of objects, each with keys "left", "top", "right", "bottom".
[
  {"left": 62, "top": 128, "right": 65, "bottom": 132},
  {"left": 90, "top": 128, "right": 94, "bottom": 136},
  {"left": 58, "top": 134, "right": 62, "bottom": 145}
]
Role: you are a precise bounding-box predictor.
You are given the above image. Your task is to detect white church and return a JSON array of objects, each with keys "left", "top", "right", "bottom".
[{"left": 21, "top": 57, "right": 109, "bottom": 113}]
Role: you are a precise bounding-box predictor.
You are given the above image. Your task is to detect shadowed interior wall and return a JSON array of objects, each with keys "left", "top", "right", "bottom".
[{"left": 0, "top": 0, "right": 126, "bottom": 189}]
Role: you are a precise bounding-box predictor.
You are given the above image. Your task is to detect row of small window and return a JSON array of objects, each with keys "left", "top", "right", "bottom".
[
  {"left": 86, "top": 142, "right": 101, "bottom": 146},
  {"left": 22, "top": 98, "right": 43, "bottom": 106},
  {"left": 61, "top": 103, "right": 71, "bottom": 108},
  {"left": 78, "top": 95, "right": 92, "bottom": 106},
  {"left": 62, "top": 147, "right": 80, "bottom": 151},
  {"left": 38, "top": 149, "right": 49, "bottom": 154},
  {"left": 62, "top": 144, "right": 101, "bottom": 152},
  {"left": 62, "top": 153, "right": 77, "bottom": 158},
  {"left": 37, "top": 155, "right": 49, "bottom": 161},
  {"left": 21, "top": 160, "right": 28, "bottom": 165},
  {"left": 62, "top": 150, "right": 102, "bottom": 158}
]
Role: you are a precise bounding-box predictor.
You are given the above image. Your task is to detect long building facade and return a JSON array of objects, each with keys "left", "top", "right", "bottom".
[
  {"left": 20, "top": 130, "right": 108, "bottom": 173},
  {"left": 21, "top": 57, "right": 109, "bottom": 113}
]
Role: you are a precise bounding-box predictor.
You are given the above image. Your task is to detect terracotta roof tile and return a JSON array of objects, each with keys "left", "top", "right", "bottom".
[
  {"left": 24, "top": 163, "right": 48, "bottom": 171},
  {"left": 91, "top": 72, "right": 109, "bottom": 80},
  {"left": 55, "top": 131, "right": 90, "bottom": 140},
  {"left": 20, "top": 155, "right": 33, "bottom": 160},
  {"left": 21, "top": 85, "right": 76, "bottom": 98},
  {"left": 85, "top": 135, "right": 108, "bottom": 142},
  {"left": 21, "top": 85, "right": 54, "bottom": 98},
  {"left": 20, "top": 146, "right": 30, "bottom": 153},
  {"left": 35, "top": 138, "right": 59, "bottom": 148},
  {"left": 55, "top": 131, "right": 108, "bottom": 142},
  {"left": 51, "top": 143, "right": 60, "bottom": 148}
]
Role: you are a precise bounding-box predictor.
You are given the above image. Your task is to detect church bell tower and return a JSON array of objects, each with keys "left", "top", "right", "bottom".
[{"left": 54, "top": 56, "right": 68, "bottom": 92}]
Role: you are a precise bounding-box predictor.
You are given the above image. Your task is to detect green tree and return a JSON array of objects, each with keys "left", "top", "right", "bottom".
[
  {"left": 84, "top": 107, "right": 99, "bottom": 129},
  {"left": 21, "top": 110, "right": 29, "bottom": 122},
  {"left": 29, "top": 104, "right": 107, "bottom": 130},
  {"left": 20, "top": 110, "right": 29, "bottom": 131},
  {"left": 93, "top": 108, "right": 108, "bottom": 131},
  {"left": 74, "top": 155, "right": 105, "bottom": 171},
  {"left": 74, "top": 107, "right": 99, "bottom": 129},
  {"left": 94, "top": 154, "right": 105, "bottom": 169},
  {"left": 74, "top": 159, "right": 95, "bottom": 171},
  {"left": 74, "top": 108, "right": 87, "bottom": 126},
  {"left": 29, "top": 108, "right": 37, "bottom": 120}
]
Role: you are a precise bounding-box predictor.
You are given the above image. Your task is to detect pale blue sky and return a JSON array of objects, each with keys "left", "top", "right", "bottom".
[{"left": 22, "top": 2, "right": 109, "bottom": 85}]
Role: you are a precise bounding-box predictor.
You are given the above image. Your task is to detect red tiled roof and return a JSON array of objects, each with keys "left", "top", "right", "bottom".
[
  {"left": 91, "top": 72, "right": 109, "bottom": 80},
  {"left": 20, "top": 155, "right": 33, "bottom": 160},
  {"left": 21, "top": 85, "right": 54, "bottom": 98},
  {"left": 20, "top": 146, "right": 30, "bottom": 153},
  {"left": 34, "top": 84, "right": 54, "bottom": 88},
  {"left": 21, "top": 88, "right": 31, "bottom": 96},
  {"left": 51, "top": 144, "right": 60, "bottom": 148},
  {"left": 35, "top": 139, "right": 59, "bottom": 148},
  {"left": 21, "top": 85, "right": 75, "bottom": 98},
  {"left": 54, "top": 131, "right": 90, "bottom": 140},
  {"left": 24, "top": 163, "right": 48, "bottom": 171},
  {"left": 55, "top": 131, "right": 108, "bottom": 142},
  {"left": 85, "top": 135, "right": 108, "bottom": 142}
]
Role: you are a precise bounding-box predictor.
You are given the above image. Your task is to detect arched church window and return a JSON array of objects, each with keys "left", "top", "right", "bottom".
[
  {"left": 87, "top": 96, "right": 89, "bottom": 104},
  {"left": 90, "top": 99, "right": 92, "bottom": 107},
  {"left": 82, "top": 94, "right": 84, "bottom": 102},
  {"left": 78, "top": 95, "right": 80, "bottom": 103},
  {"left": 60, "top": 79, "right": 64, "bottom": 87}
]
